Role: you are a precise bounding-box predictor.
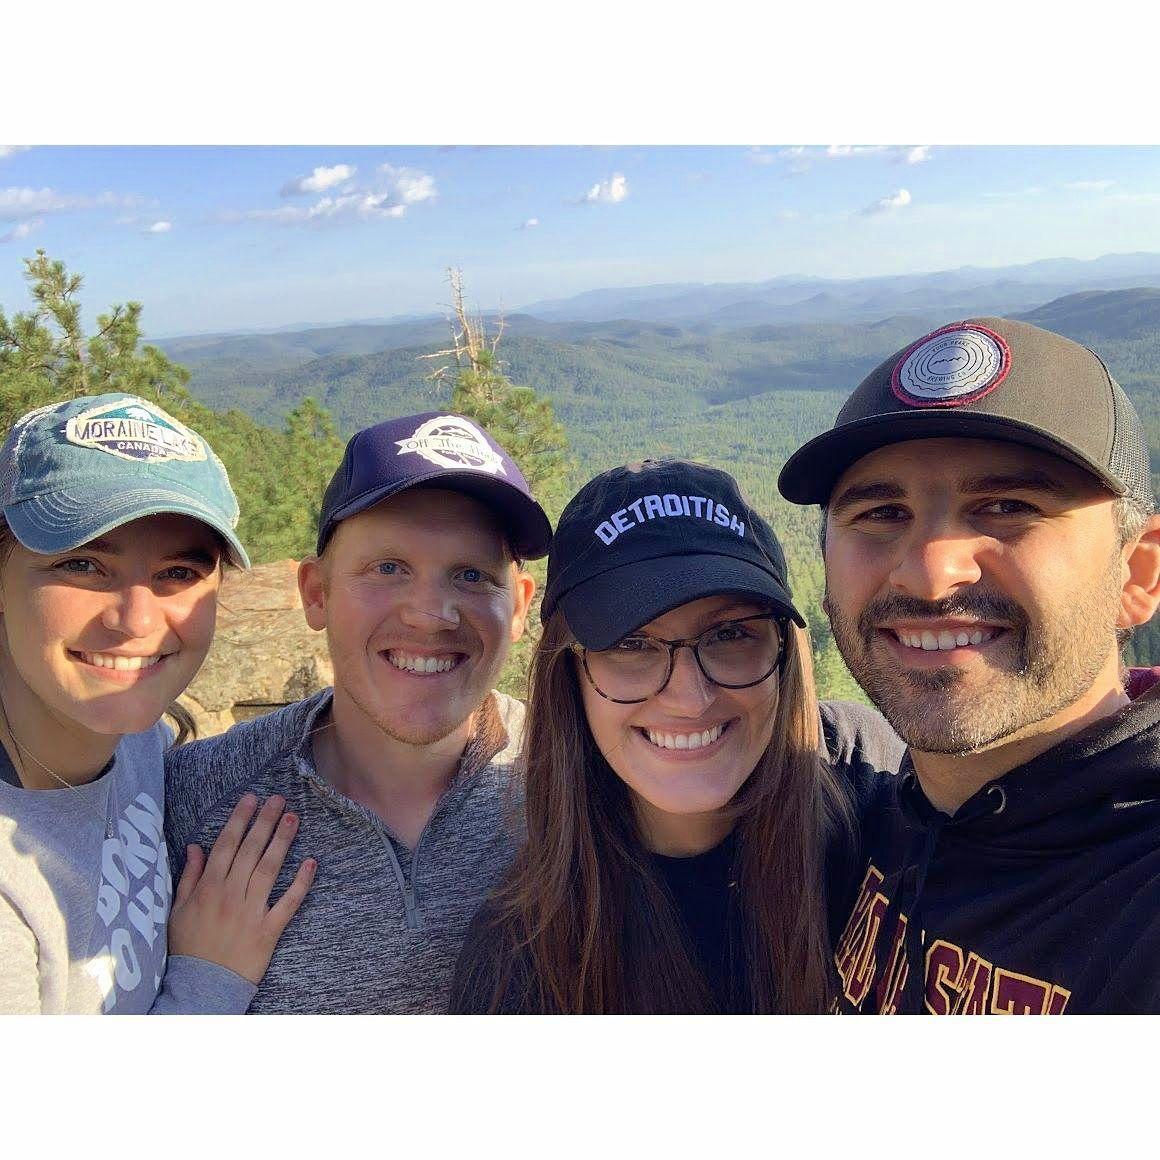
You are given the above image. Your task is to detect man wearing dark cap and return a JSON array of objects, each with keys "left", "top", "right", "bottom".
[
  {"left": 164, "top": 413, "right": 551, "bottom": 1013},
  {"left": 779, "top": 318, "right": 1160, "bottom": 1014}
]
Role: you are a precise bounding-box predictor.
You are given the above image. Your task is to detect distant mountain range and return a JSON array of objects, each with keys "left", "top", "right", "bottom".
[
  {"left": 516, "top": 252, "right": 1160, "bottom": 326},
  {"left": 157, "top": 252, "right": 1160, "bottom": 380}
]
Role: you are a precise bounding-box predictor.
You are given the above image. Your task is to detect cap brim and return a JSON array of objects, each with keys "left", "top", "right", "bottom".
[
  {"left": 778, "top": 410, "right": 1129, "bottom": 506},
  {"left": 556, "top": 553, "right": 805, "bottom": 650},
  {"left": 5, "top": 483, "right": 251, "bottom": 569},
  {"left": 325, "top": 469, "right": 552, "bottom": 560}
]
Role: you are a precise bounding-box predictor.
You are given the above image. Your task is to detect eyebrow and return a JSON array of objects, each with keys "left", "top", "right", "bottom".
[
  {"left": 828, "top": 481, "right": 906, "bottom": 519},
  {"left": 79, "top": 538, "right": 219, "bottom": 566},
  {"left": 958, "top": 470, "right": 1069, "bottom": 495},
  {"left": 829, "top": 469, "right": 1071, "bottom": 519}
]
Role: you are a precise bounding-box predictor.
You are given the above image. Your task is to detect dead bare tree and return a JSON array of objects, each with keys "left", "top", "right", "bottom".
[{"left": 419, "top": 267, "right": 506, "bottom": 391}]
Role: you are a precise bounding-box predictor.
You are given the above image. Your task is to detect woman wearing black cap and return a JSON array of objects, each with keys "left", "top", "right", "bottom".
[{"left": 450, "top": 459, "right": 902, "bottom": 1014}]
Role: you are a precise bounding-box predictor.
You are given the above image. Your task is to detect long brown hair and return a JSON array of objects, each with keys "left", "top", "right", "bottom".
[{"left": 483, "top": 607, "right": 852, "bottom": 1014}]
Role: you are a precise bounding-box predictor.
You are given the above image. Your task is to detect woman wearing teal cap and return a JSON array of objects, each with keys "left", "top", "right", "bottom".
[{"left": 0, "top": 394, "right": 315, "bottom": 1013}]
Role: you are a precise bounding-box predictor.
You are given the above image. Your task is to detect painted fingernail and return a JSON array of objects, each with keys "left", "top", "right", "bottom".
[{"left": 282, "top": 813, "right": 298, "bottom": 827}]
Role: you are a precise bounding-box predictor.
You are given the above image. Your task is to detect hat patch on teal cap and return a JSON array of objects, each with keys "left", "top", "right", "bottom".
[
  {"left": 891, "top": 322, "right": 1011, "bottom": 409},
  {"left": 65, "top": 398, "right": 208, "bottom": 464},
  {"left": 394, "top": 415, "right": 507, "bottom": 476}
]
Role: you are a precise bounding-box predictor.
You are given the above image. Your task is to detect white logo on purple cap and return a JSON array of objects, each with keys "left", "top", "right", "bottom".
[
  {"left": 66, "top": 398, "right": 208, "bottom": 463},
  {"left": 892, "top": 323, "right": 1011, "bottom": 408},
  {"left": 395, "top": 415, "right": 507, "bottom": 476}
]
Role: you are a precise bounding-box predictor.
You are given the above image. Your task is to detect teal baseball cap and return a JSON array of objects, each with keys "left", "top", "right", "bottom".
[{"left": 0, "top": 394, "right": 250, "bottom": 567}]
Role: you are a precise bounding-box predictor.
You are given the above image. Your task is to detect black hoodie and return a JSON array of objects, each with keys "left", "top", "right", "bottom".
[{"left": 833, "top": 682, "right": 1160, "bottom": 1014}]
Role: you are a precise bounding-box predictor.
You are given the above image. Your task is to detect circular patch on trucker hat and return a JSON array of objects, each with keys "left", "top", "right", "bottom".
[{"left": 891, "top": 323, "right": 1011, "bottom": 408}]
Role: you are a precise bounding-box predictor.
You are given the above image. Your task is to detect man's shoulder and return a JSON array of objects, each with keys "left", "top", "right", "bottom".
[
  {"left": 168, "top": 692, "right": 328, "bottom": 775},
  {"left": 164, "top": 691, "right": 330, "bottom": 842}
]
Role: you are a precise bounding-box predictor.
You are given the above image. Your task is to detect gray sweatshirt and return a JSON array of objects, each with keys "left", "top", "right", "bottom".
[
  {"left": 0, "top": 726, "right": 257, "bottom": 1015},
  {"left": 164, "top": 688, "right": 526, "bottom": 1014}
]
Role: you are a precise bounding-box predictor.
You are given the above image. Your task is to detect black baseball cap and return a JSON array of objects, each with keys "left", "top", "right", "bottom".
[
  {"left": 316, "top": 411, "right": 552, "bottom": 558},
  {"left": 542, "top": 459, "right": 805, "bottom": 650},
  {"left": 778, "top": 317, "right": 1154, "bottom": 508}
]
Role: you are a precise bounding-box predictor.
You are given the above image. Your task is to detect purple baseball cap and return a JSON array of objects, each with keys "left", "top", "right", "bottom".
[{"left": 315, "top": 411, "right": 552, "bottom": 559}]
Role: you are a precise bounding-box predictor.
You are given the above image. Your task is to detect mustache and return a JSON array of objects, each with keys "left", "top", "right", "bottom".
[{"left": 855, "top": 590, "right": 1028, "bottom": 637}]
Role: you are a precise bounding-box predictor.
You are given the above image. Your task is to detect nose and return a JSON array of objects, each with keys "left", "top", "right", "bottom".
[
  {"left": 398, "top": 578, "right": 460, "bottom": 630},
  {"left": 656, "top": 644, "right": 716, "bottom": 715},
  {"left": 888, "top": 520, "right": 985, "bottom": 601},
  {"left": 101, "top": 584, "right": 161, "bottom": 638}
]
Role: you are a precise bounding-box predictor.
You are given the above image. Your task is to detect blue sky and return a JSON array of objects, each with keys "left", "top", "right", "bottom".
[{"left": 4, "top": 144, "right": 1160, "bottom": 339}]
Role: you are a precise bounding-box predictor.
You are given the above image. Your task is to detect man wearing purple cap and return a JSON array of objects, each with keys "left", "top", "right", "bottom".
[
  {"left": 165, "top": 413, "right": 550, "bottom": 1013},
  {"left": 780, "top": 318, "right": 1160, "bottom": 1014}
]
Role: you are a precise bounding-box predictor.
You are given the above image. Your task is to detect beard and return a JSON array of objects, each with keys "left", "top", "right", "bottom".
[{"left": 825, "top": 553, "right": 1124, "bottom": 755}]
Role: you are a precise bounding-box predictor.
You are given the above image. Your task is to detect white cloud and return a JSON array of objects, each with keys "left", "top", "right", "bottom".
[
  {"left": 860, "top": 188, "right": 912, "bottom": 215},
  {"left": 281, "top": 164, "right": 357, "bottom": 196},
  {"left": 0, "top": 218, "right": 41, "bottom": 243},
  {"left": 518, "top": 217, "right": 539, "bottom": 229},
  {"left": 237, "top": 164, "right": 437, "bottom": 225},
  {"left": 901, "top": 145, "right": 932, "bottom": 165},
  {"left": 827, "top": 145, "right": 888, "bottom": 158},
  {"left": 781, "top": 144, "right": 931, "bottom": 167},
  {"left": 1065, "top": 179, "right": 1114, "bottom": 192},
  {"left": 146, "top": 220, "right": 172, "bottom": 233},
  {"left": 581, "top": 173, "right": 628, "bottom": 204},
  {"left": 243, "top": 192, "right": 408, "bottom": 224},
  {"left": 378, "top": 163, "right": 436, "bottom": 206},
  {"left": 0, "top": 186, "right": 141, "bottom": 220},
  {"left": 0, "top": 187, "right": 83, "bottom": 219},
  {"left": 0, "top": 146, "right": 30, "bottom": 160},
  {"left": 746, "top": 147, "right": 777, "bottom": 166}
]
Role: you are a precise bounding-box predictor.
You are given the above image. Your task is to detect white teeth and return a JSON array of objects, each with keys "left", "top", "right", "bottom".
[
  {"left": 82, "top": 652, "right": 161, "bottom": 670},
  {"left": 896, "top": 628, "right": 996, "bottom": 652},
  {"left": 644, "top": 723, "right": 725, "bottom": 750},
  {"left": 387, "top": 651, "right": 457, "bottom": 674}
]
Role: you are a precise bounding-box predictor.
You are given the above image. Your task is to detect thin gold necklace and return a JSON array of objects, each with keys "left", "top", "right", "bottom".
[{"left": 0, "top": 694, "right": 115, "bottom": 840}]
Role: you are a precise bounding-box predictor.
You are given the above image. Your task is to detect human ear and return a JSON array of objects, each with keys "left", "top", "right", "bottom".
[
  {"left": 297, "top": 556, "right": 328, "bottom": 632},
  {"left": 509, "top": 569, "right": 536, "bottom": 643},
  {"left": 1118, "top": 515, "right": 1160, "bottom": 628}
]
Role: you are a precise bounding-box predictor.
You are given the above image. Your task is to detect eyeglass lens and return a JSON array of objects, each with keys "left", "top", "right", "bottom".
[{"left": 583, "top": 615, "right": 782, "bottom": 702}]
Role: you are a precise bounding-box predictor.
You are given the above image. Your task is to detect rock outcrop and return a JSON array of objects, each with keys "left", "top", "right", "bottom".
[{"left": 179, "top": 561, "right": 332, "bottom": 737}]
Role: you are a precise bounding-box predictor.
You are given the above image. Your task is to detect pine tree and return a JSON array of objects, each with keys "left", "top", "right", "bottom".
[{"left": 0, "top": 250, "right": 344, "bottom": 564}]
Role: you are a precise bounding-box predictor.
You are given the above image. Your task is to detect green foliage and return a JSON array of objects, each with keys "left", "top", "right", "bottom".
[
  {"left": 0, "top": 251, "right": 344, "bottom": 564},
  {"left": 164, "top": 301, "right": 1160, "bottom": 699}
]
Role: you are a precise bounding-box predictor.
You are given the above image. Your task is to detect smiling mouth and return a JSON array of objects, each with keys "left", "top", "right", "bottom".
[
  {"left": 888, "top": 626, "right": 1002, "bottom": 652},
  {"left": 640, "top": 721, "right": 730, "bottom": 751},
  {"left": 384, "top": 650, "right": 465, "bottom": 675},
  {"left": 73, "top": 650, "right": 166, "bottom": 671}
]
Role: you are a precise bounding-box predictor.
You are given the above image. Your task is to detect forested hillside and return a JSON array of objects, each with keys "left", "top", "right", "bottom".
[{"left": 168, "top": 286, "right": 1160, "bottom": 696}]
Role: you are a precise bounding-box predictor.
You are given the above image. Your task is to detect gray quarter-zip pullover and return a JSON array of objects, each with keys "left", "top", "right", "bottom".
[{"left": 164, "top": 689, "right": 525, "bottom": 1014}]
